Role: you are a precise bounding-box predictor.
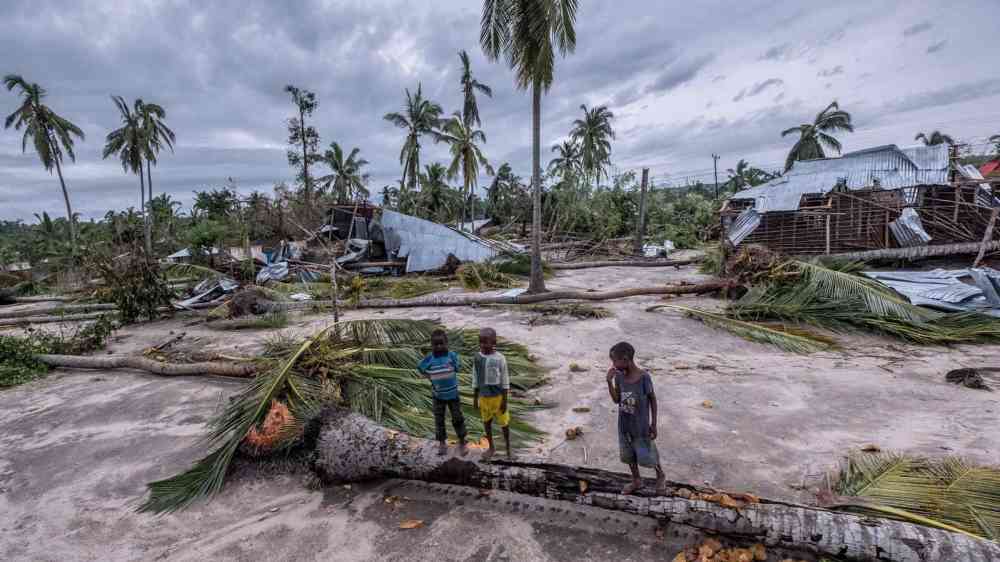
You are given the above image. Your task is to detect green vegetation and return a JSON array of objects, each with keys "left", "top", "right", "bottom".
[
  {"left": 781, "top": 101, "right": 853, "bottom": 171},
  {"left": 140, "top": 318, "right": 548, "bottom": 514},
  {"left": 0, "top": 315, "right": 116, "bottom": 388},
  {"left": 456, "top": 262, "right": 517, "bottom": 291}
]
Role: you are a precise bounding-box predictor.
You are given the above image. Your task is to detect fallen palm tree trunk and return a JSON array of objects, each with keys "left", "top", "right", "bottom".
[
  {"left": 826, "top": 240, "right": 1000, "bottom": 262},
  {"left": 0, "top": 312, "right": 113, "bottom": 326},
  {"left": 0, "top": 302, "right": 118, "bottom": 320},
  {"left": 549, "top": 258, "right": 698, "bottom": 270},
  {"left": 11, "top": 295, "right": 73, "bottom": 304},
  {"left": 312, "top": 408, "right": 999, "bottom": 562},
  {"left": 263, "top": 280, "right": 731, "bottom": 311},
  {"left": 35, "top": 354, "right": 256, "bottom": 377}
]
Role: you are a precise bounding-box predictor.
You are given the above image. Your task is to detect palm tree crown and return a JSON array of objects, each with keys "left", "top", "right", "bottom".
[
  {"left": 459, "top": 50, "right": 493, "bottom": 128},
  {"left": 548, "top": 140, "right": 581, "bottom": 178},
  {"left": 103, "top": 96, "right": 145, "bottom": 175},
  {"left": 319, "top": 142, "right": 370, "bottom": 203},
  {"left": 383, "top": 84, "right": 443, "bottom": 193},
  {"left": 569, "top": 104, "right": 615, "bottom": 184},
  {"left": 4, "top": 74, "right": 85, "bottom": 244},
  {"left": 435, "top": 112, "right": 494, "bottom": 228},
  {"left": 914, "top": 130, "right": 954, "bottom": 146},
  {"left": 781, "top": 101, "right": 854, "bottom": 171}
]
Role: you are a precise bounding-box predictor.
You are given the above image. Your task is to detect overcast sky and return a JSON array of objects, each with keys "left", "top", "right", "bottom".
[{"left": 2, "top": 0, "right": 1000, "bottom": 222}]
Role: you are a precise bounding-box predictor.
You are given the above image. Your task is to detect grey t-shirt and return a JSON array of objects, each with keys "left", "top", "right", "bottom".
[
  {"left": 473, "top": 352, "right": 509, "bottom": 397},
  {"left": 616, "top": 370, "right": 653, "bottom": 440}
]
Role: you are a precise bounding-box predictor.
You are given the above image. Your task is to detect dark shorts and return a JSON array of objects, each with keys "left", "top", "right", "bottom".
[{"left": 619, "top": 432, "right": 660, "bottom": 468}]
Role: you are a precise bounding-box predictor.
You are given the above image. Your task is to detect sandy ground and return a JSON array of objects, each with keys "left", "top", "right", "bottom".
[{"left": 2, "top": 258, "right": 1000, "bottom": 561}]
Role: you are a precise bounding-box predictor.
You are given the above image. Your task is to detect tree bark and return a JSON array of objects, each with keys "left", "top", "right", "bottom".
[
  {"left": 824, "top": 241, "right": 1000, "bottom": 262},
  {"left": 0, "top": 312, "right": 111, "bottom": 326},
  {"left": 549, "top": 258, "right": 697, "bottom": 270},
  {"left": 633, "top": 168, "right": 649, "bottom": 255},
  {"left": 528, "top": 81, "right": 546, "bottom": 294},
  {"left": 147, "top": 157, "right": 155, "bottom": 252},
  {"left": 0, "top": 302, "right": 117, "bottom": 320},
  {"left": 34, "top": 354, "right": 256, "bottom": 377},
  {"left": 312, "top": 408, "right": 1000, "bottom": 562},
  {"left": 139, "top": 159, "right": 152, "bottom": 256},
  {"left": 263, "top": 280, "right": 731, "bottom": 311},
  {"left": 52, "top": 151, "right": 77, "bottom": 247}
]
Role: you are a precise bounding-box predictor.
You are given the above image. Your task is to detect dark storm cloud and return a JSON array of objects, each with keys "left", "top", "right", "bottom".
[
  {"left": 903, "top": 22, "right": 933, "bottom": 37},
  {"left": 760, "top": 43, "right": 796, "bottom": 61},
  {"left": 878, "top": 78, "right": 1000, "bottom": 116},
  {"left": 817, "top": 65, "right": 844, "bottom": 77},
  {"left": 643, "top": 54, "right": 716, "bottom": 96},
  {"left": 926, "top": 40, "right": 948, "bottom": 54},
  {"left": 733, "top": 78, "right": 784, "bottom": 102}
]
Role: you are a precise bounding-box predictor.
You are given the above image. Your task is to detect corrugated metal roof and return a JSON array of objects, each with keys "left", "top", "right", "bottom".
[
  {"left": 381, "top": 210, "right": 523, "bottom": 273},
  {"left": 888, "top": 208, "right": 932, "bottom": 247},
  {"left": 730, "top": 144, "right": 950, "bottom": 212},
  {"left": 726, "top": 208, "right": 761, "bottom": 245},
  {"left": 863, "top": 267, "right": 1000, "bottom": 315}
]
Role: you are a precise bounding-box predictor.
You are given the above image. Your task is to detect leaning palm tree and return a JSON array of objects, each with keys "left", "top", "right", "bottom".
[
  {"left": 548, "top": 140, "right": 581, "bottom": 180},
  {"left": 569, "top": 104, "right": 615, "bottom": 186},
  {"left": 136, "top": 100, "right": 175, "bottom": 252},
  {"left": 781, "top": 101, "right": 854, "bottom": 171},
  {"left": 914, "top": 130, "right": 954, "bottom": 146},
  {"left": 318, "top": 142, "right": 370, "bottom": 203},
  {"left": 459, "top": 50, "right": 493, "bottom": 128},
  {"left": 435, "top": 113, "right": 495, "bottom": 230},
  {"left": 383, "top": 84, "right": 443, "bottom": 195},
  {"left": 3, "top": 75, "right": 85, "bottom": 245},
  {"left": 103, "top": 96, "right": 150, "bottom": 253},
  {"left": 481, "top": 0, "right": 580, "bottom": 294}
]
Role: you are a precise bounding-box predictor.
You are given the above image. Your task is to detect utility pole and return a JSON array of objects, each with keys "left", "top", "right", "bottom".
[
  {"left": 633, "top": 168, "right": 650, "bottom": 256},
  {"left": 712, "top": 154, "right": 720, "bottom": 199}
]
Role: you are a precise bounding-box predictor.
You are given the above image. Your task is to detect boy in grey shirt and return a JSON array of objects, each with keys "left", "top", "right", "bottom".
[{"left": 473, "top": 327, "right": 511, "bottom": 460}]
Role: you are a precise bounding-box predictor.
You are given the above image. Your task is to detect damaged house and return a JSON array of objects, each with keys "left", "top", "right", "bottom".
[{"left": 721, "top": 144, "right": 1000, "bottom": 255}]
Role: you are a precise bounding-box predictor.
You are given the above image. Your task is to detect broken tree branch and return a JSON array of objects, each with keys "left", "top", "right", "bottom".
[
  {"left": 34, "top": 354, "right": 257, "bottom": 378},
  {"left": 549, "top": 258, "right": 698, "bottom": 270},
  {"left": 973, "top": 208, "right": 999, "bottom": 268},
  {"left": 312, "top": 408, "right": 1000, "bottom": 562}
]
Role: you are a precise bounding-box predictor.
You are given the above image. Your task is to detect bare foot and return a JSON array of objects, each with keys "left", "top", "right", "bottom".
[
  {"left": 437, "top": 442, "right": 448, "bottom": 456},
  {"left": 622, "top": 479, "right": 642, "bottom": 495},
  {"left": 458, "top": 442, "right": 469, "bottom": 457},
  {"left": 481, "top": 448, "right": 495, "bottom": 461}
]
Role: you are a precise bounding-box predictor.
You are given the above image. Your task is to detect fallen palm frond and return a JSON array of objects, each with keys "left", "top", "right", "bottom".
[
  {"left": 649, "top": 304, "right": 835, "bottom": 354},
  {"left": 456, "top": 263, "right": 517, "bottom": 291},
  {"left": 494, "top": 253, "right": 553, "bottom": 278},
  {"left": 380, "top": 277, "right": 449, "bottom": 300},
  {"left": 141, "top": 318, "right": 548, "bottom": 514},
  {"left": 794, "top": 260, "right": 935, "bottom": 323},
  {"left": 523, "top": 303, "right": 613, "bottom": 320},
  {"left": 831, "top": 452, "right": 1000, "bottom": 540}
]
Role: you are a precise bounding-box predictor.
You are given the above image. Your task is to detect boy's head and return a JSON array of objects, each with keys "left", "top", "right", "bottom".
[
  {"left": 478, "top": 327, "right": 497, "bottom": 354},
  {"left": 430, "top": 329, "right": 449, "bottom": 357},
  {"left": 609, "top": 341, "right": 635, "bottom": 371}
]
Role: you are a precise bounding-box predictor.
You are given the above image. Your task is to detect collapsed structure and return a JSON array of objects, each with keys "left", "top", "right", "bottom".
[{"left": 721, "top": 144, "right": 1000, "bottom": 255}]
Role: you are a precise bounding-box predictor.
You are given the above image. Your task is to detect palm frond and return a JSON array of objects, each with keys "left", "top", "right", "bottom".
[
  {"left": 793, "top": 261, "right": 935, "bottom": 323},
  {"left": 648, "top": 304, "right": 834, "bottom": 354},
  {"left": 833, "top": 452, "right": 1000, "bottom": 540}
]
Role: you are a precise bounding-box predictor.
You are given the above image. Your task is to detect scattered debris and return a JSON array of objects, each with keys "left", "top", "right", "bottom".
[
  {"left": 398, "top": 519, "right": 424, "bottom": 530},
  {"left": 945, "top": 368, "right": 993, "bottom": 391},
  {"left": 456, "top": 262, "right": 517, "bottom": 291},
  {"left": 701, "top": 400, "right": 714, "bottom": 409},
  {"left": 565, "top": 427, "right": 584, "bottom": 440},
  {"left": 671, "top": 538, "right": 768, "bottom": 562},
  {"left": 568, "top": 363, "right": 588, "bottom": 372},
  {"left": 571, "top": 406, "right": 590, "bottom": 413}
]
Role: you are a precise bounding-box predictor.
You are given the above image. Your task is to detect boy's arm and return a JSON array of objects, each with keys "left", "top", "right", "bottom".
[
  {"left": 606, "top": 368, "right": 620, "bottom": 403},
  {"left": 500, "top": 355, "right": 510, "bottom": 413},
  {"left": 417, "top": 355, "right": 431, "bottom": 376},
  {"left": 649, "top": 391, "right": 658, "bottom": 440}
]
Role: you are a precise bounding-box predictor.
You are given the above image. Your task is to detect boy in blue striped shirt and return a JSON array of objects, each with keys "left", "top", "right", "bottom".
[{"left": 418, "top": 329, "right": 468, "bottom": 456}]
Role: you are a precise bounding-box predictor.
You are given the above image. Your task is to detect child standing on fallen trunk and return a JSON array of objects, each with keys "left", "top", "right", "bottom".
[
  {"left": 418, "top": 328, "right": 468, "bottom": 457},
  {"left": 606, "top": 341, "right": 666, "bottom": 495},
  {"left": 473, "top": 327, "right": 511, "bottom": 460}
]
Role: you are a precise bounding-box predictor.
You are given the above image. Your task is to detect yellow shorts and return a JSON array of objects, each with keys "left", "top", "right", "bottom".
[{"left": 478, "top": 394, "right": 510, "bottom": 427}]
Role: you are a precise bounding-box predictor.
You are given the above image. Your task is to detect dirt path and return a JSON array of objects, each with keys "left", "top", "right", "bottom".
[{"left": 2, "top": 260, "right": 999, "bottom": 560}]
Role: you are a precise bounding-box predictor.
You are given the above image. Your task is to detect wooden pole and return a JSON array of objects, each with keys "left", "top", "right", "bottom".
[
  {"left": 972, "top": 207, "right": 999, "bottom": 268},
  {"left": 825, "top": 214, "right": 831, "bottom": 255},
  {"left": 633, "top": 168, "right": 650, "bottom": 256}
]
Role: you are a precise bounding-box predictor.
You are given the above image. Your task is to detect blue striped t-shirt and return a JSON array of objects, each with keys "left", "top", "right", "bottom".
[{"left": 418, "top": 351, "right": 460, "bottom": 401}]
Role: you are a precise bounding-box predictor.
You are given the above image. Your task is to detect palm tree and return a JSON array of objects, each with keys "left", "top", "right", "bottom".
[
  {"left": 459, "top": 50, "right": 493, "bottom": 128},
  {"left": 136, "top": 100, "right": 175, "bottom": 250},
  {"left": 569, "top": 104, "right": 615, "bottom": 186},
  {"left": 781, "top": 101, "right": 854, "bottom": 172},
  {"left": 481, "top": 0, "right": 580, "bottom": 294},
  {"left": 991, "top": 134, "right": 1000, "bottom": 155},
  {"left": 914, "top": 130, "right": 954, "bottom": 146},
  {"left": 3, "top": 75, "right": 85, "bottom": 246},
  {"left": 103, "top": 96, "right": 152, "bottom": 253},
  {"left": 435, "top": 113, "right": 494, "bottom": 230},
  {"left": 548, "top": 140, "right": 581, "bottom": 180},
  {"left": 319, "top": 142, "right": 370, "bottom": 203},
  {"left": 383, "top": 84, "right": 443, "bottom": 196},
  {"left": 419, "top": 163, "right": 456, "bottom": 223}
]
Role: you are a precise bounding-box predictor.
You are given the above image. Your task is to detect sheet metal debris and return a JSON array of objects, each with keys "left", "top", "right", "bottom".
[
  {"left": 888, "top": 208, "right": 932, "bottom": 247},
  {"left": 381, "top": 210, "right": 524, "bottom": 273},
  {"left": 727, "top": 208, "right": 761, "bottom": 246},
  {"left": 174, "top": 276, "right": 239, "bottom": 309},
  {"left": 863, "top": 267, "right": 1000, "bottom": 315}
]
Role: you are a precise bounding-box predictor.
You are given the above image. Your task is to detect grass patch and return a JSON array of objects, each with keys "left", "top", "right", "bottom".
[{"left": 365, "top": 276, "right": 449, "bottom": 300}]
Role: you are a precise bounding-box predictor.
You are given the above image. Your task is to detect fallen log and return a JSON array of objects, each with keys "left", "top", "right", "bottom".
[
  {"left": 312, "top": 408, "right": 1000, "bottom": 562},
  {"left": 0, "top": 302, "right": 118, "bottom": 320},
  {"left": 10, "top": 295, "right": 74, "bottom": 304},
  {"left": 265, "top": 280, "right": 731, "bottom": 311},
  {"left": 0, "top": 300, "right": 226, "bottom": 325},
  {"left": 549, "top": 258, "right": 698, "bottom": 270},
  {"left": 825, "top": 241, "right": 1000, "bottom": 262},
  {"left": 35, "top": 354, "right": 257, "bottom": 377},
  {"left": 0, "top": 312, "right": 112, "bottom": 326},
  {"left": 341, "top": 260, "right": 407, "bottom": 270}
]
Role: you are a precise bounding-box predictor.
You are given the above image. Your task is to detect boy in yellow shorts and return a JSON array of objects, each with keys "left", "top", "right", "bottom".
[{"left": 473, "top": 327, "right": 511, "bottom": 460}]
